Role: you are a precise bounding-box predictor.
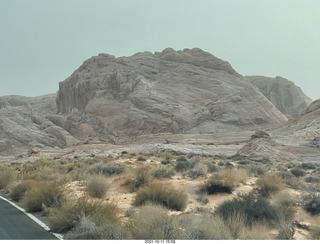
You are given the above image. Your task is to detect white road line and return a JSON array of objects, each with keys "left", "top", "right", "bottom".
[{"left": 0, "top": 195, "right": 63, "bottom": 240}]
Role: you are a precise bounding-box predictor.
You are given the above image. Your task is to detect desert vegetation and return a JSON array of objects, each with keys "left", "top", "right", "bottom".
[{"left": 0, "top": 152, "right": 320, "bottom": 240}]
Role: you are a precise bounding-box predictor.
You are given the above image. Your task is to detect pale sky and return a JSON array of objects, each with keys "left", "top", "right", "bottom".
[{"left": 0, "top": 0, "right": 319, "bottom": 100}]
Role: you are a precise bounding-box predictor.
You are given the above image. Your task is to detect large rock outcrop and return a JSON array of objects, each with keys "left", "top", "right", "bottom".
[
  {"left": 0, "top": 94, "right": 78, "bottom": 155},
  {"left": 246, "top": 76, "right": 312, "bottom": 119},
  {"left": 55, "top": 48, "right": 287, "bottom": 143}
]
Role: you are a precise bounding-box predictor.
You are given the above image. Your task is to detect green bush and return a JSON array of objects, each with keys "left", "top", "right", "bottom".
[
  {"left": 133, "top": 183, "right": 188, "bottom": 211},
  {"left": 23, "top": 182, "right": 64, "bottom": 212},
  {"left": 290, "top": 168, "right": 306, "bottom": 177},
  {"left": 49, "top": 197, "right": 119, "bottom": 233},
  {"left": 299, "top": 163, "right": 316, "bottom": 170},
  {"left": 303, "top": 194, "right": 320, "bottom": 215},
  {"left": 215, "top": 193, "right": 280, "bottom": 227},
  {"left": 85, "top": 174, "right": 110, "bottom": 198}
]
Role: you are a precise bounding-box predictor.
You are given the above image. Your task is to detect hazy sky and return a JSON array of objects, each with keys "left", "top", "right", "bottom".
[{"left": 1, "top": 0, "right": 319, "bottom": 100}]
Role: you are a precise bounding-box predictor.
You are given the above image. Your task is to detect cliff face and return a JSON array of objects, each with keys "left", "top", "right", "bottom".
[
  {"left": 55, "top": 48, "right": 287, "bottom": 142},
  {"left": 246, "top": 76, "right": 312, "bottom": 119}
]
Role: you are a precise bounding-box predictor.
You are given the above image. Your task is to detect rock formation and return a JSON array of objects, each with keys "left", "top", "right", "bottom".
[
  {"left": 1, "top": 48, "right": 298, "bottom": 156},
  {"left": 55, "top": 48, "right": 287, "bottom": 143},
  {"left": 246, "top": 76, "right": 312, "bottom": 119}
]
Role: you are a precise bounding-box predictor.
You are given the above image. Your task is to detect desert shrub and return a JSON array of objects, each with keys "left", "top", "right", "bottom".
[
  {"left": 23, "top": 182, "right": 64, "bottom": 212},
  {"left": 215, "top": 192, "right": 280, "bottom": 227},
  {"left": 238, "top": 221, "right": 274, "bottom": 240},
  {"left": 199, "top": 171, "right": 237, "bottom": 195},
  {"left": 130, "top": 204, "right": 176, "bottom": 239},
  {"left": 153, "top": 166, "right": 175, "bottom": 179},
  {"left": 257, "top": 174, "right": 285, "bottom": 197},
  {"left": 136, "top": 155, "right": 147, "bottom": 161},
  {"left": 310, "top": 226, "right": 320, "bottom": 240},
  {"left": 65, "top": 215, "right": 128, "bottom": 240},
  {"left": 299, "top": 163, "right": 316, "bottom": 170},
  {"left": 125, "top": 167, "right": 152, "bottom": 192},
  {"left": 85, "top": 174, "right": 110, "bottom": 198},
  {"left": 49, "top": 197, "right": 119, "bottom": 233},
  {"left": 238, "top": 160, "right": 250, "bottom": 165},
  {"left": 303, "top": 194, "right": 320, "bottom": 215},
  {"left": 270, "top": 190, "right": 296, "bottom": 220},
  {"left": 185, "top": 162, "right": 208, "bottom": 179},
  {"left": 176, "top": 213, "right": 232, "bottom": 240},
  {"left": 0, "top": 166, "right": 17, "bottom": 189},
  {"left": 174, "top": 158, "right": 195, "bottom": 172},
  {"left": 304, "top": 176, "right": 320, "bottom": 183},
  {"left": 249, "top": 165, "right": 265, "bottom": 176},
  {"left": 205, "top": 161, "right": 219, "bottom": 173},
  {"left": 290, "top": 168, "right": 306, "bottom": 177},
  {"left": 133, "top": 183, "right": 188, "bottom": 211},
  {"left": 9, "top": 179, "right": 38, "bottom": 202},
  {"left": 196, "top": 191, "right": 209, "bottom": 204},
  {"left": 87, "top": 162, "right": 125, "bottom": 176}
]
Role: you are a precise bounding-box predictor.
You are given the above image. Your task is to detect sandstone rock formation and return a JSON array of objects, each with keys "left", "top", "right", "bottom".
[
  {"left": 246, "top": 76, "right": 312, "bottom": 119},
  {"left": 1, "top": 48, "right": 299, "bottom": 157},
  {"left": 0, "top": 94, "right": 79, "bottom": 155},
  {"left": 55, "top": 48, "right": 287, "bottom": 143}
]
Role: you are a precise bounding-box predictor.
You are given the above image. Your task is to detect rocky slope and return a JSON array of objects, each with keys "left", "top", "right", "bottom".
[
  {"left": 246, "top": 76, "right": 312, "bottom": 119},
  {"left": 55, "top": 48, "right": 287, "bottom": 144},
  {"left": 1, "top": 48, "right": 293, "bottom": 156}
]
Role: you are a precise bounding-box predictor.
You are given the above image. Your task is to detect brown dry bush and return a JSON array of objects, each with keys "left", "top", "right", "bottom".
[
  {"left": 49, "top": 197, "right": 119, "bottom": 234},
  {"left": 23, "top": 181, "right": 64, "bottom": 212},
  {"left": 199, "top": 170, "right": 238, "bottom": 195},
  {"left": 257, "top": 174, "right": 285, "bottom": 197},
  {"left": 133, "top": 183, "right": 188, "bottom": 211},
  {"left": 9, "top": 179, "right": 38, "bottom": 202},
  {"left": 0, "top": 166, "right": 17, "bottom": 189},
  {"left": 85, "top": 174, "right": 110, "bottom": 198},
  {"left": 176, "top": 212, "right": 232, "bottom": 239},
  {"left": 130, "top": 204, "right": 176, "bottom": 239},
  {"left": 125, "top": 167, "right": 153, "bottom": 192}
]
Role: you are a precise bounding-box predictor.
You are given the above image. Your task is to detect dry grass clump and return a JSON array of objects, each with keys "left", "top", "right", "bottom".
[
  {"left": 9, "top": 179, "right": 38, "bottom": 201},
  {"left": 85, "top": 174, "right": 110, "bottom": 198},
  {"left": 270, "top": 190, "right": 297, "bottom": 220},
  {"left": 49, "top": 197, "right": 119, "bottom": 234},
  {"left": 133, "top": 183, "right": 188, "bottom": 211},
  {"left": 200, "top": 170, "right": 238, "bottom": 195},
  {"left": 125, "top": 167, "right": 153, "bottom": 192},
  {"left": 257, "top": 174, "right": 285, "bottom": 197},
  {"left": 23, "top": 181, "right": 64, "bottom": 212},
  {"left": 0, "top": 166, "right": 17, "bottom": 189},
  {"left": 177, "top": 212, "right": 232, "bottom": 239},
  {"left": 130, "top": 204, "right": 176, "bottom": 239}
]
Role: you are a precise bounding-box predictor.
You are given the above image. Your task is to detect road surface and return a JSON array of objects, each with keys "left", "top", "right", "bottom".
[{"left": 0, "top": 197, "right": 58, "bottom": 240}]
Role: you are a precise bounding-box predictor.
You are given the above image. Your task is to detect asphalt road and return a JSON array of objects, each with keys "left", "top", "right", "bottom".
[{"left": 0, "top": 197, "right": 58, "bottom": 240}]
